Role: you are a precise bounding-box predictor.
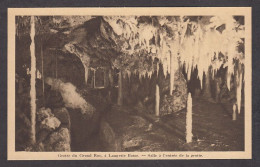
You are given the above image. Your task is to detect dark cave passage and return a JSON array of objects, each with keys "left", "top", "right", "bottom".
[{"left": 68, "top": 88, "right": 109, "bottom": 152}]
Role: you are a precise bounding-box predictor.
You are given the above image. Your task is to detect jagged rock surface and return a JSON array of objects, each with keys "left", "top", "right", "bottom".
[
  {"left": 160, "top": 71, "right": 188, "bottom": 116},
  {"left": 36, "top": 108, "right": 71, "bottom": 152}
]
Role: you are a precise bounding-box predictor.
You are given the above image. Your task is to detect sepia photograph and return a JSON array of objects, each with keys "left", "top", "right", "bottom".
[{"left": 7, "top": 7, "right": 252, "bottom": 160}]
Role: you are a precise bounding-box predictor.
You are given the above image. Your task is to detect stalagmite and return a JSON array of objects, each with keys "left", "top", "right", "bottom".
[
  {"left": 30, "top": 16, "right": 36, "bottom": 144},
  {"left": 236, "top": 64, "right": 242, "bottom": 114},
  {"left": 117, "top": 70, "right": 123, "bottom": 106},
  {"left": 155, "top": 84, "right": 160, "bottom": 116},
  {"left": 237, "top": 74, "right": 242, "bottom": 114},
  {"left": 186, "top": 93, "right": 193, "bottom": 143},
  {"left": 232, "top": 103, "right": 237, "bottom": 121}
]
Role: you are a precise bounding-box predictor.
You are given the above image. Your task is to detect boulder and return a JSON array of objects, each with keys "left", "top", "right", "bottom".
[
  {"left": 40, "top": 116, "right": 61, "bottom": 131},
  {"left": 36, "top": 108, "right": 71, "bottom": 151},
  {"left": 53, "top": 107, "right": 71, "bottom": 130},
  {"left": 37, "top": 108, "right": 53, "bottom": 122},
  {"left": 37, "top": 107, "right": 61, "bottom": 131},
  {"left": 43, "top": 127, "right": 71, "bottom": 151}
]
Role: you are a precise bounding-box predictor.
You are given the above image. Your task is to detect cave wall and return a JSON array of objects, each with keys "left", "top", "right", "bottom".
[
  {"left": 15, "top": 35, "right": 86, "bottom": 88},
  {"left": 118, "top": 64, "right": 188, "bottom": 116}
]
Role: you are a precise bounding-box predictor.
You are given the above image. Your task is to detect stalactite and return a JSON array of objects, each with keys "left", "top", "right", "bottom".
[
  {"left": 104, "top": 16, "right": 244, "bottom": 97},
  {"left": 30, "top": 16, "right": 36, "bottom": 144},
  {"left": 198, "top": 64, "right": 204, "bottom": 89},
  {"left": 186, "top": 92, "right": 193, "bottom": 143},
  {"left": 126, "top": 70, "right": 131, "bottom": 80},
  {"left": 155, "top": 84, "right": 160, "bottom": 116},
  {"left": 187, "top": 64, "right": 192, "bottom": 81},
  {"left": 84, "top": 67, "right": 89, "bottom": 86},
  {"left": 227, "top": 67, "right": 232, "bottom": 91},
  {"left": 227, "top": 72, "right": 231, "bottom": 91},
  {"left": 147, "top": 71, "right": 153, "bottom": 79},
  {"left": 83, "top": 63, "right": 89, "bottom": 86}
]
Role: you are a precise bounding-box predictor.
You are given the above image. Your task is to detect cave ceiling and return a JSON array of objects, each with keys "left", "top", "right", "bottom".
[{"left": 16, "top": 15, "right": 245, "bottom": 76}]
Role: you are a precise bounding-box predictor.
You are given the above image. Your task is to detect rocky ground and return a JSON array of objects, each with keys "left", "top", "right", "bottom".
[
  {"left": 15, "top": 74, "right": 244, "bottom": 152},
  {"left": 98, "top": 97, "right": 244, "bottom": 151}
]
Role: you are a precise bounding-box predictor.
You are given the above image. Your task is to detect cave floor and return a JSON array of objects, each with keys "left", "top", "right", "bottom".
[{"left": 97, "top": 97, "right": 245, "bottom": 151}]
